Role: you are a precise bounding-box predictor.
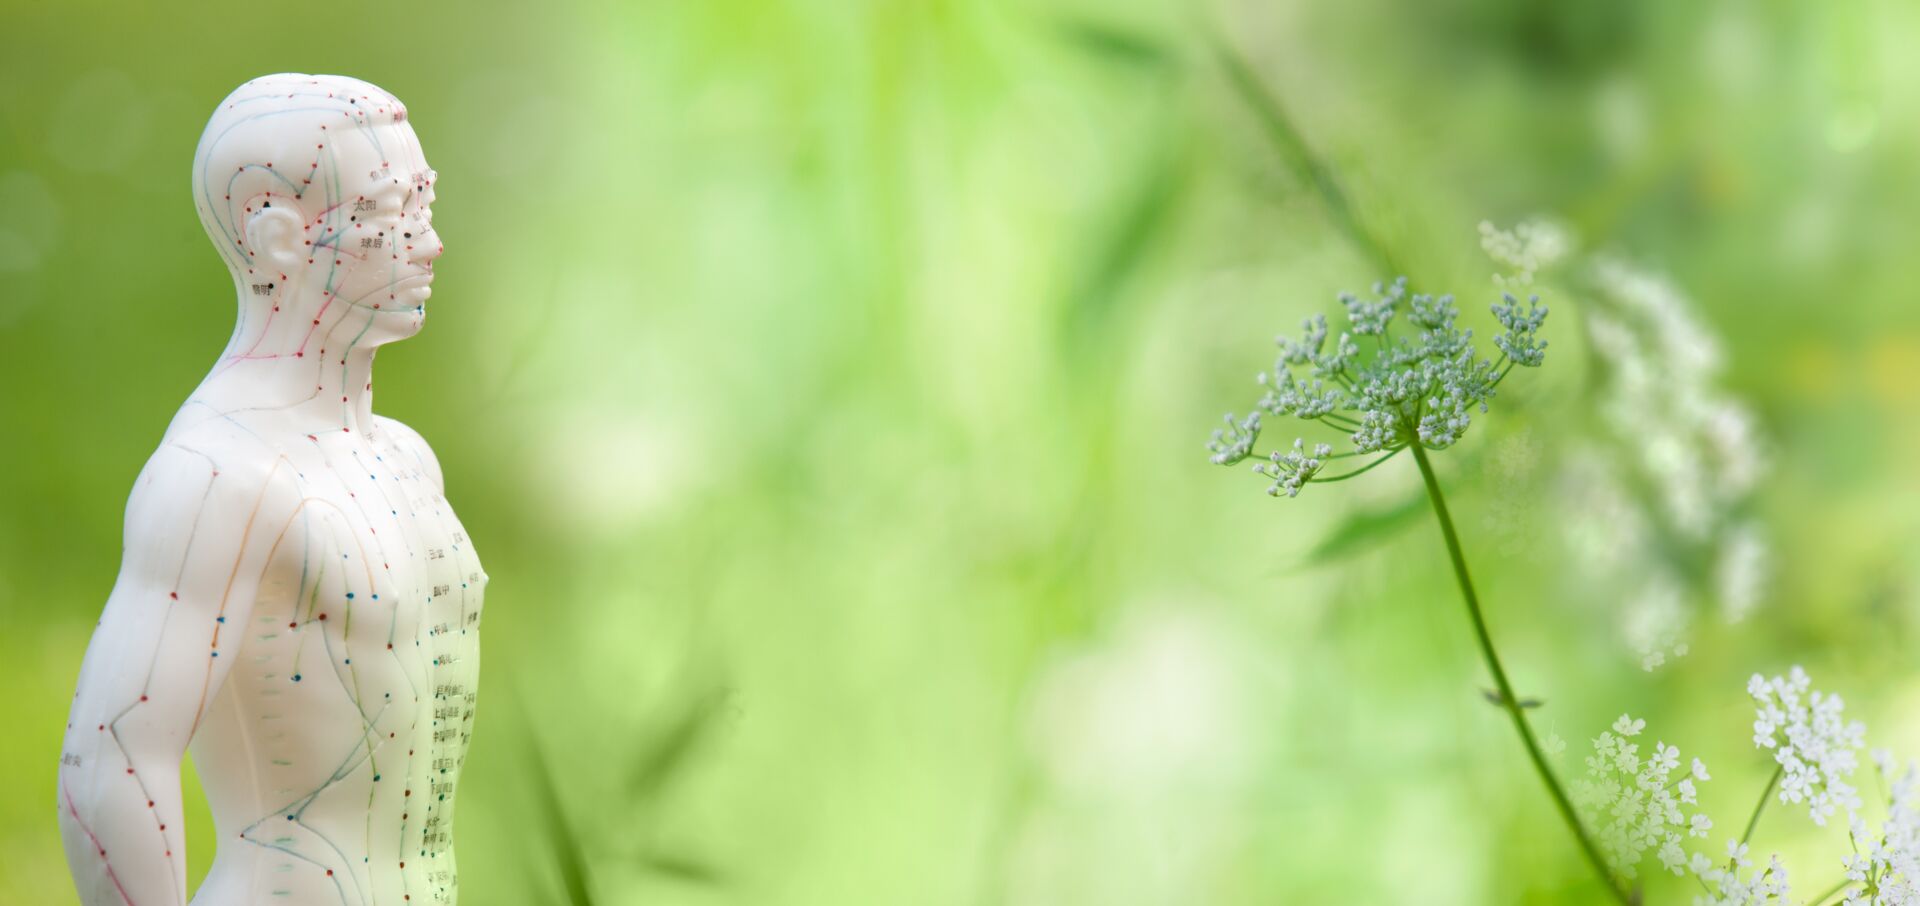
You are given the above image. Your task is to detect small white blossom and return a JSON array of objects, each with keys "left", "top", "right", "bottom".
[
  {"left": 1573, "top": 714, "right": 1713, "bottom": 879},
  {"left": 1750, "top": 666, "right": 1866, "bottom": 826},
  {"left": 1249, "top": 439, "right": 1335, "bottom": 498},
  {"left": 1491, "top": 292, "right": 1550, "bottom": 367},
  {"left": 1206, "top": 412, "right": 1261, "bottom": 466},
  {"left": 1836, "top": 757, "right": 1920, "bottom": 905},
  {"left": 1661, "top": 838, "right": 1689, "bottom": 873},
  {"left": 1691, "top": 843, "right": 1791, "bottom": 906}
]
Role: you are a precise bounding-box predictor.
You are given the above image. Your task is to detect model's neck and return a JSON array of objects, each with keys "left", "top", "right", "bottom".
[{"left": 192, "top": 280, "right": 413, "bottom": 436}]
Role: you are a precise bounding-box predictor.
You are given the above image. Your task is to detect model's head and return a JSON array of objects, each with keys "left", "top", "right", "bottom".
[{"left": 193, "top": 74, "right": 440, "bottom": 338}]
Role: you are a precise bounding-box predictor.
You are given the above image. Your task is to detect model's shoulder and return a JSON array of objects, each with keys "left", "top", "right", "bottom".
[
  {"left": 373, "top": 415, "right": 444, "bottom": 489},
  {"left": 120, "top": 436, "right": 304, "bottom": 557},
  {"left": 138, "top": 419, "right": 291, "bottom": 492}
]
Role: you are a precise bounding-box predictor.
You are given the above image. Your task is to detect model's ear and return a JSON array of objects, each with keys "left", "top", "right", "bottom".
[{"left": 243, "top": 201, "right": 306, "bottom": 273}]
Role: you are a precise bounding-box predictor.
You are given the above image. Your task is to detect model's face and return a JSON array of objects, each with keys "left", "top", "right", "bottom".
[{"left": 309, "top": 120, "right": 440, "bottom": 317}]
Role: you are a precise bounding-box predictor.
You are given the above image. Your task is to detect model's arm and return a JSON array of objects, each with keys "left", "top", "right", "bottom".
[{"left": 57, "top": 443, "right": 301, "bottom": 906}]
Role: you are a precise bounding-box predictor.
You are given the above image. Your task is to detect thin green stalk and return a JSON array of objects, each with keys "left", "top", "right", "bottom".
[
  {"left": 1312, "top": 447, "right": 1403, "bottom": 482},
  {"left": 1808, "top": 877, "right": 1853, "bottom": 906},
  {"left": 1408, "top": 442, "right": 1631, "bottom": 905},
  {"left": 1206, "top": 28, "right": 1403, "bottom": 279},
  {"left": 1735, "top": 762, "right": 1784, "bottom": 866}
]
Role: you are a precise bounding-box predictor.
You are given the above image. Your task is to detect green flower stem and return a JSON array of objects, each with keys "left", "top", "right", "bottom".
[
  {"left": 1312, "top": 447, "right": 1403, "bottom": 483},
  {"left": 1808, "top": 877, "right": 1852, "bottom": 906},
  {"left": 1409, "top": 442, "right": 1632, "bottom": 905},
  {"left": 1735, "top": 762, "right": 1784, "bottom": 864}
]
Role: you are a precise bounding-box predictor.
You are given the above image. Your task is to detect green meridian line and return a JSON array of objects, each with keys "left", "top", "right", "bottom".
[{"left": 1408, "top": 442, "right": 1632, "bottom": 905}]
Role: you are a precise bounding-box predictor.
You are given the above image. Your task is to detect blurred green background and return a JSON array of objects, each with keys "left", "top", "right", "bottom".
[{"left": 4, "top": 0, "right": 1920, "bottom": 903}]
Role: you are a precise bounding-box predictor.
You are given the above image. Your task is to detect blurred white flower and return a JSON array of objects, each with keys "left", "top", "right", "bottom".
[
  {"left": 1623, "top": 576, "right": 1690, "bottom": 672},
  {"left": 1480, "top": 219, "right": 1570, "bottom": 289},
  {"left": 1572, "top": 713, "right": 1713, "bottom": 879},
  {"left": 1009, "top": 604, "right": 1270, "bottom": 906},
  {"left": 1716, "top": 522, "right": 1770, "bottom": 624},
  {"left": 1028, "top": 606, "right": 1262, "bottom": 797},
  {"left": 1559, "top": 449, "right": 1648, "bottom": 573},
  {"left": 1514, "top": 230, "right": 1774, "bottom": 670}
]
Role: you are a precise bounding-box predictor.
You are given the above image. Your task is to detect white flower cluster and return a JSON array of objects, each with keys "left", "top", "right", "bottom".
[
  {"left": 1842, "top": 751, "right": 1920, "bottom": 905},
  {"left": 1479, "top": 218, "right": 1569, "bottom": 289},
  {"left": 1750, "top": 667, "right": 1866, "bottom": 826},
  {"left": 1205, "top": 269, "right": 1549, "bottom": 497},
  {"left": 1487, "top": 217, "right": 1774, "bottom": 671},
  {"left": 1574, "top": 669, "right": 1912, "bottom": 905},
  {"left": 1206, "top": 412, "right": 1260, "bottom": 466},
  {"left": 1251, "top": 439, "right": 1334, "bottom": 498},
  {"left": 1621, "top": 575, "right": 1690, "bottom": 671},
  {"left": 1690, "top": 842, "right": 1792, "bottom": 906},
  {"left": 1586, "top": 258, "right": 1766, "bottom": 546},
  {"left": 1572, "top": 714, "right": 1714, "bottom": 879}
]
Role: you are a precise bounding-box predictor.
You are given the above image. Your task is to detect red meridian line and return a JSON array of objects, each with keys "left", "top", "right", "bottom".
[
  {"left": 165, "top": 449, "right": 220, "bottom": 604},
  {"left": 61, "top": 777, "right": 138, "bottom": 906},
  {"left": 105, "top": 699, "right": 182, "bottom": 897},
  {"left": 189, "top": 457, "right": 289, "bottom": 738},
  {"left": 233, "top": 304, "right": 282, "bottom": 361},
  {"left": 296, "top": 294, "right": 337, "bottom": 355}
]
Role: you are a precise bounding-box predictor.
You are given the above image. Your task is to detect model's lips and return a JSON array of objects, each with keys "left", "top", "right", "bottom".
[{"left": 393, "top": 272, "right": 435, "bottom": 288}]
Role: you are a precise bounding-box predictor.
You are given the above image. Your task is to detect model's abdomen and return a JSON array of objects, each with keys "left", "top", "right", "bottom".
[{"left": 189, "top": 464, "right": 484, "bottom": 905}]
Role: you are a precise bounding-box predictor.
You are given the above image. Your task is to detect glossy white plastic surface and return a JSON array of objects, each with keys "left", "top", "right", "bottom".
[{"left": 58, "top": 73, "right": 484, "bottom": 906}]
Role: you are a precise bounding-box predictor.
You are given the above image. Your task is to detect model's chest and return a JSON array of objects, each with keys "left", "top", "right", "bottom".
[
  {"left": 262, "top": 439, "right": 486, "bottom": 682},
  {"left": 285, "top": 438, "right": 482, "bottom": 590}
]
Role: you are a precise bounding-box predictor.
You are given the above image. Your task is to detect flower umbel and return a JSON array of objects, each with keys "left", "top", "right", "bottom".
[
  {"left": 1750, "top": 666, "right": 1866, "bottom": 826},
  {"left": 1251, "top": 439, "right": 1335, "bottom": 498},
  {"left": 1690, "top": 842, "right": 1792, "bottom": 906},
  {"left": 1203, "top": 247, "right": 1625, "bottom": 901},
  {"left": 1571, "top": 714, "right": 1715, "bottom": 879},
  {"left": 1206, "top": 276, "right": 1548, "bottom": 495},
  {"left": 1840, "top": 751, "right": 1920, "bottom": 905}
]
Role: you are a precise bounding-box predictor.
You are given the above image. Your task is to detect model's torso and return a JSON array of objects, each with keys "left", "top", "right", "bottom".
[{"left": 177, "top": 413, "right": 484, "bottom": 906}]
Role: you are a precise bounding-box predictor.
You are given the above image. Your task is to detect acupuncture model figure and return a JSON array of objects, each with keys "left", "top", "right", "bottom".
[{"left": 57, "top": 74, "right": 484, "bottom": 906}]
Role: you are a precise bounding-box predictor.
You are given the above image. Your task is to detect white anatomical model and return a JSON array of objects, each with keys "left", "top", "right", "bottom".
[{"left": 58, "top": 74, "right": 484, "bottom": 906}]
